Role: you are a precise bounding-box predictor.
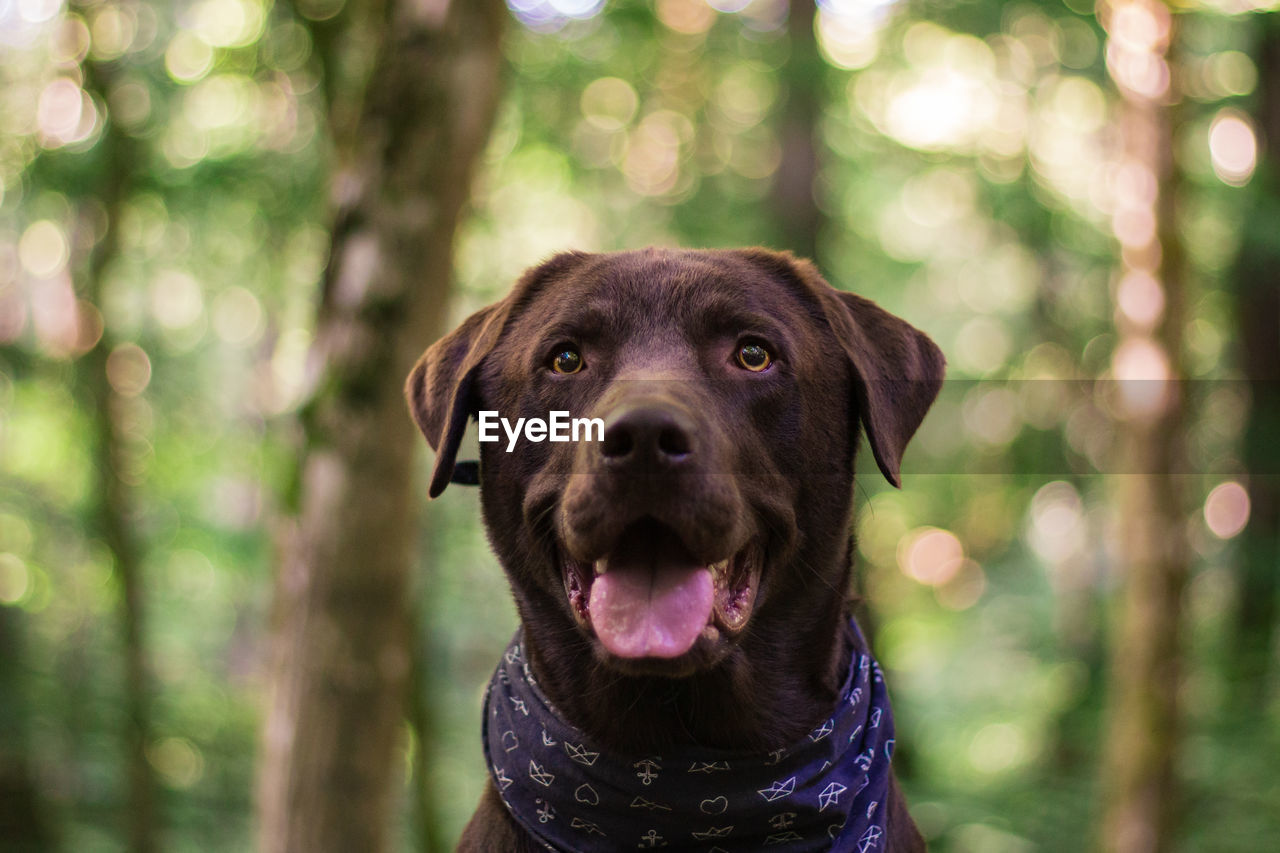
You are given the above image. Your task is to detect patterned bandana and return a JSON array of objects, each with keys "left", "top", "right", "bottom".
[{"left": 482, "top": 620, "right": 896, "bottom": 852}]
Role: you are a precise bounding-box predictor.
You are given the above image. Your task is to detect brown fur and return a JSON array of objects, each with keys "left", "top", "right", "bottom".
[{"left": 407, "top": 248, "right": 943, "bottom": 851}]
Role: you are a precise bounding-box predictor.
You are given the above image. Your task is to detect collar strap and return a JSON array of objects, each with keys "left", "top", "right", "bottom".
[
  {"left": 450, "top": 460, "right": 480, "bottom": 485},
  {"left": 482, "top": 619, "right": 896, "bottom": 851}
]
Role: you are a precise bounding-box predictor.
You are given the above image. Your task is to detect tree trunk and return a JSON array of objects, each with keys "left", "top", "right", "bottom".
[
  {"left": 1098, "top": 4, "right": 1191, "bottom": 851},
  {"left": 772, "top": 0, "right": 823, "bottom": 262},
  {"left": 1231, "top": 13, "right": 1280, "bottom": 701},
  {"left": 254, "top": 2, "right": 505, "bottom": 851},
  {"left": 75, "top": 53, "right": 158, "bottom": 853},
  {"left": 0, "top": 607, "right": 54, "bottom": 852}
]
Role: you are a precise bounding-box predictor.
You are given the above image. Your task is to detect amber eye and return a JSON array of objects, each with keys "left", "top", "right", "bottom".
[
  {"left": 736, "top": 342, "right": 772, "bottom": 372},
  {"left": 551, "top": 347, "right": 584, "bottom": 374}
]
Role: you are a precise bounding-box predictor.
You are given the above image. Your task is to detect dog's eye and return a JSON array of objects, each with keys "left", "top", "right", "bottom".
[
  {"left": 736, "top": 342, "right": 772, "bottom": 372},
  {"left": 551, "top": 347, "right": 584, "bottom": 375}
]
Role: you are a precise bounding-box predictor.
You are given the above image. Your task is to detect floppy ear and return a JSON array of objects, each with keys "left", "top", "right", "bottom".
[
  {"left": 821, "top": 286, "right": 945, "bottom": 487},
  {"left": 405, "top": 301, "right": 510, "bottom": 498},
  {"left": 738, "top": 249, "right": 945, "bottom": 487},
  {"left": 405, "top": 251, "right": 591, "bottom": 497}
]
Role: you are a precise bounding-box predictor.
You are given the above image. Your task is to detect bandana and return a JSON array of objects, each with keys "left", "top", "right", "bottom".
[{"left": 482, "top": 620, "right": 896, "bottom": 852}]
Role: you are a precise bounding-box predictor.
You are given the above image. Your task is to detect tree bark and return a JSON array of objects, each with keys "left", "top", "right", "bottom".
[
  {"left": 76, "top": 53, "right": 158, "bottom": 853},
  {"left": 1098, "top": 4, "right": 1191, "bottom": 851},
  {"left": 254, "top": 2, "right": 505, "bottom": 851},
  {"left": 772, "top": 0, "right": 823, "bottom": 261},
  {"left": 0, "top": 606, "right": 54, "bottom": 852},
  {"left": 1231, "top": 13, "right": 1280, "bottom": 701}
]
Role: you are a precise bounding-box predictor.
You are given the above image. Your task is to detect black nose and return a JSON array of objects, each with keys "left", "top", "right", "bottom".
[{"left": 600, "top": 402, "right": 694, "bottom": 468}]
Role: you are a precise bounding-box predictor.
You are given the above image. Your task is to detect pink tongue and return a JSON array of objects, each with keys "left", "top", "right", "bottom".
[{"left": 588, "top": 558, "right": 713, "bottom": 660}]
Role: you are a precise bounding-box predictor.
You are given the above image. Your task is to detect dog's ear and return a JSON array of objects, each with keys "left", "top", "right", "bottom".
[
  {"left": 738, "top": 249, "right": 945, "bottom": 487},
  {"left": 823, "top": 286, "right": 945, "bottom": 486},
  {"left": 405, "top": 251, "right": 590, "bottom": 497},
  {"left": 405, "top": 301, "right": 509, "bottom": 498}
]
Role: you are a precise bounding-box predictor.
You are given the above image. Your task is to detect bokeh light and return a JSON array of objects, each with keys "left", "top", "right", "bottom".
[
  {"left": 898, "top": 527, "right": 966, "bottom": 587},
  {"left": 1208, "top": 110, "right": 1257, "bottom": 186},
  {"left": 1204, "top": 481, "right": 1249, "bottom": 539}
]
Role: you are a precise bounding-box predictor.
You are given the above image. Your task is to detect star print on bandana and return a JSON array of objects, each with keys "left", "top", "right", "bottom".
[{"left": 481, "top": 619, "right": 896, "bottom": 851}]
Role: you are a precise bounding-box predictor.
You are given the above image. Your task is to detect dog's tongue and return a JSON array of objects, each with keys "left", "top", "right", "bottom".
[{"left": 588, "top": 527, "right": 713, "bottom": 659}]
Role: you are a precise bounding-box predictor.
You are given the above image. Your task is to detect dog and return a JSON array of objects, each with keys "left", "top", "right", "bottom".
[{"left": 406, "top": 248, "right": 944, "bottom": 851}]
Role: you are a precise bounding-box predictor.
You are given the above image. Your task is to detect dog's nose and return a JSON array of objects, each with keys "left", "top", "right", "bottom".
[{"left": 600, "top": 402, "right": 694, "bottom": 468}]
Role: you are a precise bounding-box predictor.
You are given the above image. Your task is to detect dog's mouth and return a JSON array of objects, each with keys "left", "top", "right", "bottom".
[{"left": 560, "top": 518, "right": 760, "bottom": 661}]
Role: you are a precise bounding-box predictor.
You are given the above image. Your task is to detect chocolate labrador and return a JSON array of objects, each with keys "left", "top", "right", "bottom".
[{"left": 406, "top": 248, "right": 943, "bottom": 851}]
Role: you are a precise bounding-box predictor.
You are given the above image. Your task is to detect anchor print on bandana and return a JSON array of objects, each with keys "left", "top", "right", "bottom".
[
  {"left": 639, "top": 828, "right": 666, "bottom": 848},
  {"left": 482, "top": 621, "right": 896, "bottom": 851},
  {"left": 633, "top": 757, "right": 661, "bottom": 785}
]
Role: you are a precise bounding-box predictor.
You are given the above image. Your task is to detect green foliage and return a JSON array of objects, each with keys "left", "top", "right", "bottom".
[{"left": 0, "top": 0, "right": 1276, "bottom": 850}]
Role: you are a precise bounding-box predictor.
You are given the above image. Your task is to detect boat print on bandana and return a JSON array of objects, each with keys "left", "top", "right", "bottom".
[{"left": 481, "top": 619, "right": 896, "bottom": 851}]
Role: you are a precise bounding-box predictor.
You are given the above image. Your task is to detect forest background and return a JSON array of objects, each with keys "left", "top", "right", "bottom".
[{"left": 1, "top": 0, "right": 1278, "bottom": 851}]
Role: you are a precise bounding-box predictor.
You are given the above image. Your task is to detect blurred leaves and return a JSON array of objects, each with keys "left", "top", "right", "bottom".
[{"left": 0, "top": 0, "right": 1277, "bottom": 850}]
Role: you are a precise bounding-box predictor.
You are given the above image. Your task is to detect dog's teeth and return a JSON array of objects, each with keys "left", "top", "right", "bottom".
[
  {"left": 594, "top": 560, "right": 606, "bottom": 576},
  {"left": 710, "top": 560, "right": 728, "bottom": 577}
]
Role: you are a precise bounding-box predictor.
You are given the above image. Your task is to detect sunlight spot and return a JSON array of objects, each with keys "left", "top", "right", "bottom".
[
  {"left": 1116, "top": 270, "right": 1164, "bottom": 329},
  {"left": 623, "top": 111, "right": 691, "bottom": 197},
  {"left": 580, "top": 78, "right": 638, "bottom": 133},
  {"left": 50, "top": 14, "right": 91, "bottom": 64},
  {"left": 714, "top": 64, "right": 776, "bottom": 129},
  {"left": 1049, "top": 76, "right": 1106, "bottom": 134},
  {"left": 1027, "top": 481, "right": 1084, "bottom": 564},
  {"left": 192, "top": 0, "right": 265, "bottom": 49},
  {"left": 106, "top": 343, "right": 152, "bottom": 397},
  {"left": 897, "top": 527, "right": 965, "bottom": 586},
  {"left": 656, "top": 0, "right": 715, "bottom": 34},
  {"left": 185, "top": 74, "right": 253, "bottom": 130},
  {"left": 508, "top": 0, "right": 605, "bottom": 29},
  {"left": 1111, "top": 335, "right": 1170, "bottom": 418},
  {"left": 17, "top": 0, "right": 62, "bottom": 24},
  {"left": 18, "top": 220, "right": 68, "bottom": 278},
  {"left": 90, "top": 3, "right": 137, "bottom": 60},
  {"left": 1203, "top": 51, "right": 1256, "bottom": 98},
  {"left": 935, "top": 560, "right": 986, "bottom": 611},
  {"left": 165, "top": 30, "right": 214, "bottom": 84},
  {"left": 816, "top": 1, "right": 894, "bottom": 70},
  {"left": 148, "top": 738, "right": 205, "bottom": 789},
  {"left": 37, "top": 77, "right": 98, "bottom": 148},
  {"left": 1208, "top": 110, "right": 1256, "bottom": 186},
  {"left": 1204, "top": 481, "right": 1249, "bottom": 540}
]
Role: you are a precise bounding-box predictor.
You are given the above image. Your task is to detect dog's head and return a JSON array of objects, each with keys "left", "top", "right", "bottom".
[{"left": 407, "top": 248, "right": 943, "bottom": 678}]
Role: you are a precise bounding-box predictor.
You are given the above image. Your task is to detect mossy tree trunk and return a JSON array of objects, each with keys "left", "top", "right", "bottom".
[
  {"left": 1231, "top": 13, "right": 1280, "bottom": 703},
  {"left": 1098, "top": 3, "right": 1191, "bottom": 851},
  {"left": 254, "top": 2, "right": 505, "bottom": 851}
]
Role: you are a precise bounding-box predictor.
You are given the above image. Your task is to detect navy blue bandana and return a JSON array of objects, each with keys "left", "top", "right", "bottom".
[{"left": 482, "top": 620, "right": 896, "bottom": 851}]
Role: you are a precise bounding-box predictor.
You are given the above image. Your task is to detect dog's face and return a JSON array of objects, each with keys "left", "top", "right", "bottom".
[{"left": 408, "top": 248, "right": 942, "bottom": 679}]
